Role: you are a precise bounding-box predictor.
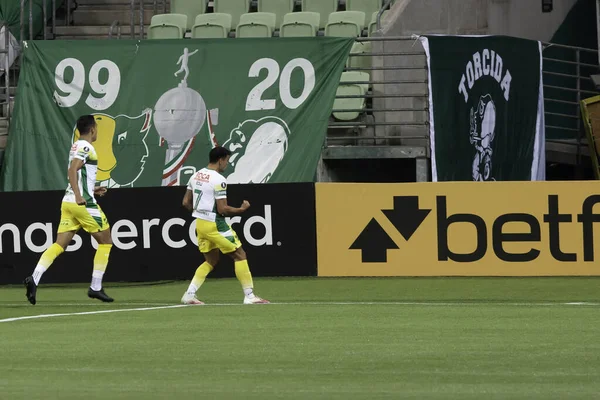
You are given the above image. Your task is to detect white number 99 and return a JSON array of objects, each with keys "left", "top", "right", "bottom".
[{"left": 53, "top": 58, "right": 121, "bottom": 111}]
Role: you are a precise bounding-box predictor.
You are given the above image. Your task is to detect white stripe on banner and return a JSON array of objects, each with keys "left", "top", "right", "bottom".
[
  {"left": 532, "top": 40, "right": 546, "bottom": 181},
  {"left": 418, "top": 36, "right": 438, "bottom": 182}
]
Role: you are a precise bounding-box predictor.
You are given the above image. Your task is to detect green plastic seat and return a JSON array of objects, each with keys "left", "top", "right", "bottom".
[
  {"left": 237, "top": 12, "right": 277, "bottom": 38},
  {"left": 346, "top": 41, "right": 372, "bottom": 77},
  {"left": 214, "top": 0, "right": 250, "bottom": 28},
  {"left": 279, "top": 12, "right": 320, "bottom": 37},
  {"left": 258, "top": 0, "right": 294, "bottom": 29},
  {"left": 325, "top": 11, "right": 365, "bottom": 37},
  {"left": 301, "top": 0, "right": 338, "bottom": 29},
  {"left": 191, "top": 13, "right": 232, "bottom": 38},
  {"left": 148, "top": 14, "right": 187, "bottom": 39},
  {"left": 171, "top": 0, "right": 207, "bottom": 31},
  {"left": 333, "top": 71, "right": 370, "bottom": 121}
]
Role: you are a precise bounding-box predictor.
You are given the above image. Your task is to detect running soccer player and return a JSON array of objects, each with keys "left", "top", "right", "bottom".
[
  {"left": 181, "top": 146, "right": 269, "bottom": 305},
  {"left": 24, "top": 115, "right": 114, "bottom": 305}
]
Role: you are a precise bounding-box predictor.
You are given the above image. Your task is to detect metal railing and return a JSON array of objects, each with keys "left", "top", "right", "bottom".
[
  {"left": 130, "top": 0, "right": 168, "bottom": 39},
  {"left": 0, "top": 23, "right": 11, "bottom": 121},
  {"left": 326, "top": 36, "right": 600, "bottom": 169},
  {"left": 326, "top": 36, "right": 430, "bottom": 148},
  {"left": 20, "top": 0, "right": 61, "bottom": 41},
  {"left": 376, "top": 0, "right": 393, "bottom": 32},
  {"left": 542, "top": 42, "right": 600, "bottom": 166},
  {"left": 109, "top": 20, "right": 122, "bottom": 39},
  {"left": 12, "top": 0, "right": 65, "bottom": 127}
]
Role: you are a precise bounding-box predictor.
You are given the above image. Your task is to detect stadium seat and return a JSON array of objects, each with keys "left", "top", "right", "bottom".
[
  {"left": 325, "top": 11, "right": 365, "bottom": 37},
  {"left": 191, "top": 13, "right": 232, "bottom": 38},
  {"left": 333, "top": 71, "right": 370, "bottom": 121},
  {"left": 258, "top": 0, "right": 294, "bottom": 29},
  {"left": 237, "top": 12, "right": 277, "bottom": 38},
  {"left": 148, "top": 14, "right": 187, "bottom": 39},
  {"left": 368, "top": 10, "right": 389, "bottom": 36},
  {"left": 346, "top": 0, "right": 380, "bottom": 21},
  {"left": 214, "top": 0, "right": 250, "bottom": 28},
  {"left": 279, "top": 12, "right": 320, "bottom": 37},
  {"left": 301, "top": 0, "right": 338, "bottom": 29},
  {"left": 171, "top": 0, "right": 207, "bottom": 31},
  {"left": 347, "top": 41, "right": 372, "bottom": 77}
]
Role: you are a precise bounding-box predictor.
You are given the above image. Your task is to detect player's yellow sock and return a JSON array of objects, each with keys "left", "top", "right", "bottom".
[
  {"left": 39, "top": 243, "right": 64, "bottom": 268},
  {"left": 186, "top": 262, "right": 213, "bottom": 295},
  {"left": 32, "top": 243, "right": 65, "bottom": 285},
  {"left": 235, "top": 260, "right": 255, "bottom": 297},
  {"left": 91, "top": 244, "right": 112, "bottom": 291}
]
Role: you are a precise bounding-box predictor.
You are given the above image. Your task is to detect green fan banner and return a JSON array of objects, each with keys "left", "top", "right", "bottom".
[
  {"left": 0, "top": 37, "right": 353, "bottom": 191},
  {"left": 420, "top": 35, "right": 546, "bottom": 182}
]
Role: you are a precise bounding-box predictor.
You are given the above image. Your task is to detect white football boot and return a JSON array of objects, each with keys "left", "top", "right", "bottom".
[{"left": 181, "top": 293, "right": 205, "bottom": 305}]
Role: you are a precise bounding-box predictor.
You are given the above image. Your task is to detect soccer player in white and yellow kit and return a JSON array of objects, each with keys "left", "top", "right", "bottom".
[
  {"left": 181, "top": 146, "right": 269, "bottom": 305},
  {"left": 24, "top": 115, "right": 114, "bottom": 304}
]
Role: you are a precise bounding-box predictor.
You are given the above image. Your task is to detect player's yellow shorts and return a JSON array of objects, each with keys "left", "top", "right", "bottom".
[
  {"left": 58, "top": 201, "right": 110, "bottom": 234},
  {"left": 196, "top": 218, "right": 241, "bottom": 254}
]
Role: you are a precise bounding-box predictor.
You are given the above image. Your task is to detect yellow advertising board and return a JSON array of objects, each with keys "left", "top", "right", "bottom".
[{"left": 316, "top": 182, "right": 600, "bottom": 276}]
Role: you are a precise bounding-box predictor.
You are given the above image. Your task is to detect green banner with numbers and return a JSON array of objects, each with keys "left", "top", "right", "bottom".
[{"left": 0, "top": 38, "right": 353, "bottom": 191}]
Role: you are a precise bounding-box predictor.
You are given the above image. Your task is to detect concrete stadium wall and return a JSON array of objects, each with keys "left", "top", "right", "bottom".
[{"left": 488, "top": 0, "right": 579, "bottom": 42}]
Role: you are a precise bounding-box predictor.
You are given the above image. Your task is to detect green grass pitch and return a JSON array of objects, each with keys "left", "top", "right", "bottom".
[{"left": 1, "top": 277, "right": 599, "bottom": 399}]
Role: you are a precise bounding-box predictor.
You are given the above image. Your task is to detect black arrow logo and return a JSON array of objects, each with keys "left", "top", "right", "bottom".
[
  {"left": 350, "top": 218, "right": 399, "bottom": 263},
  {"left": 382, "top": 196, "right": 431, "bottom": 241}
]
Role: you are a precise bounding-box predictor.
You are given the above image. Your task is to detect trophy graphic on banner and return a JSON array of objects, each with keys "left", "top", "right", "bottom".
[{"left": 154, "top": 48, "right": 219, "bottom": 186}]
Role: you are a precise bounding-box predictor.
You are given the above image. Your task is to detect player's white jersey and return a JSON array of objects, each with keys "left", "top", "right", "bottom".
[
  {"left": 187, "top": 168, "right": 227, "bottom": 222},
  {"left": 63, "top": 140, "right": 98, "bottom": 205}
]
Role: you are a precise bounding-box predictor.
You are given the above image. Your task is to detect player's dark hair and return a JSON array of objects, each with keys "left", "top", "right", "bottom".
[
  {"left": 77, "top": 115, "right": 96, "bottom": 135},
  {"left": 209, "top": 146, "right": 231, "bottom": 163}
]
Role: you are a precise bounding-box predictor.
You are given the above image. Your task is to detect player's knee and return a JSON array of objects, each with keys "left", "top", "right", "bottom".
[
  {"left": 206, "top": 256, "right": 219, "bottom": 268},
  {"left": 96, "top": 229, "right": 112, "bottom": 245},
  {"left": 232, "top": 247, "right": 246, "bottom": 261}
]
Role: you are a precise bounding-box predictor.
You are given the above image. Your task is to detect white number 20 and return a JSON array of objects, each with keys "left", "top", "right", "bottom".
[
  {"left": 246, "top": 58, "right": 315, "bottom": 111},
  {"left": 53, "top": 58, "right": 121, "bottom": 111}
]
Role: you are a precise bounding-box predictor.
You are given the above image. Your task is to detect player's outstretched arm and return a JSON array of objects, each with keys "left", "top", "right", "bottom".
[
  {"left": 182, "top": 189, "right": 193, "bottom": 211},
  {"left": 216, "top": 199, "right": 250, "bottom": 217},
  {"left": 68, "top": 159, "right": 86, "bottom": 205}
]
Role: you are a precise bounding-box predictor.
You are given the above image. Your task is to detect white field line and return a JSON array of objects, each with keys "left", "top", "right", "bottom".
[{"left": 1, "top": 301, "right": 599, "bottom": 323}]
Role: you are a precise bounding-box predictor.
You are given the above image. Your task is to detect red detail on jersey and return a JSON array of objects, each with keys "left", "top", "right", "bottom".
[{"left": 195, "top": 172, "right": 210, "bottom": 182}]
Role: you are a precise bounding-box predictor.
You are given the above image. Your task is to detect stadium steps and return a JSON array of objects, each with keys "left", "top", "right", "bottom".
[
  {"left": 49, "top": 25, "right": 149, "bottom": 39},
  {"left": 73, "top": 8, "right": 156, "bottom": 26},
  {"left": 57, "top": 0, "right": 168, "bottom": 39},
  {"left": 0, "top": 86, "right": 17, "bottom": 97},
  {"left": 0, "top": 118, "right": 6, "bottom": 168},
  {"left": 371, "top": 37, "right": 430, "bottom": 147},
  {"left": 76, "top": 0, "right": 164, "bottom": 5},
  {"left": 0, "top": 118, "right": 9, "bottom": 149},
  {"left": 0, "top": 100, "right": 15, "bottom": 118}
]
